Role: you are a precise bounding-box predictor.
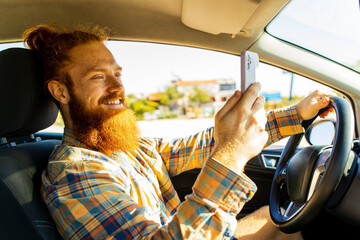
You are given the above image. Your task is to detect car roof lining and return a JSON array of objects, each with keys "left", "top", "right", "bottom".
[{"left": 0, "top": 0, "right": 289, "bottom": 56}]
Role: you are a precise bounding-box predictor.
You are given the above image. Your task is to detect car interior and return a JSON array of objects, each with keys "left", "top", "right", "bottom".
[
  {"left": 1, "top": 0, "right": 360, "bottom": 239},
  {"left": 0, "top": 48, "right": 62, "bottom": 239}
]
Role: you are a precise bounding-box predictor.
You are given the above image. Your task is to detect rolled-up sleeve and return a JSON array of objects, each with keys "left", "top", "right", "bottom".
[{"left": 265, "top": 105, "right": 303, "bottom": 146}]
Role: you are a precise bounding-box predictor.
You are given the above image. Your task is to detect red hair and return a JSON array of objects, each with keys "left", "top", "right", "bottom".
[{"left": 23, "top": 24, "right": 108, "bottom": 92}]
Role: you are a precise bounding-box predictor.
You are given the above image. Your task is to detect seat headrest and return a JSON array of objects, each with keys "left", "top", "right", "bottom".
[{"left": 0, "top": 48, "right": 58, "bottom": 138}]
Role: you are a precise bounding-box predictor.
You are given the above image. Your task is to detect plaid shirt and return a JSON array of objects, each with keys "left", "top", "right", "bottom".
[{"left": 42, "top": 106, "right": 302, "bottom": 240}]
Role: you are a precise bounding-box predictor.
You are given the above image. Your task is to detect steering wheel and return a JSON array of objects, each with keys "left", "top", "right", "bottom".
[{"left": 270, "top": 96, "right": 355, "bottom": 233}]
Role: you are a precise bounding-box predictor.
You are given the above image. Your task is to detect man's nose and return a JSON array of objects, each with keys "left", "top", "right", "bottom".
[{"left": 107, "top": 75, "right": 124, "bottom": 93}]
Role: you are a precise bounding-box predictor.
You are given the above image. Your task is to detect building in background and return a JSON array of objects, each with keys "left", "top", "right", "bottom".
[
  {"left": 170, "top": 79, "right": 236, "bottom": 117},
  {"left": 142, "top": 78, "right": 286, "bottom": 119}
]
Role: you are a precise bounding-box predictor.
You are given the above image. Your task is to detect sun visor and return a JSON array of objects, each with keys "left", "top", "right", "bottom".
[{"left": 181, "top": 0, "right": 262, "bottom": 35}]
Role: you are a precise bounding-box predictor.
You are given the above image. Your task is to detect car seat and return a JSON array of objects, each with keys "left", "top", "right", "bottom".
[{"left": 0, "top": 48, "right": 62, "bottom": 239}]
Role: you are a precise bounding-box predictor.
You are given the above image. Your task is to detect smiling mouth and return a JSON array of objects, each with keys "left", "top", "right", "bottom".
[{"left": 104, "top": 99, "right": 122, "bottom": 105}]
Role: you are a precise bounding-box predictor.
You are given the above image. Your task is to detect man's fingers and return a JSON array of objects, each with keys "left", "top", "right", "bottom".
[
  {"left": 251, "top": 96, "right": 265, "bottom": 112},
  {"left": 314, "top": 96, "right": 332, "bottom": 118},
  {"left": 216, "top": 90, "right": 241, "bottom": 119},
  {"left": 217, "top": 83, "right": 262, "bottom": 120},
  {"left": 231, "top": 82, "right": 262, "bottom": 115},
  {"left": 252, "top": 108, "right": 267, "bottom": 130},
  {"left": 297, "top": 90, "right": 336, "bottom": 121},
  {"left": 239, "top": 82, "right": 261, "bottom": 107},
  {"left": 316, "top": 92, "right": 336, "bottom": 118},
  {"left": 319, "top": 96, "right": 331, "bottom": 107},
  {"left": 319, "top": 107, "right": 335, "bottom": 118}
]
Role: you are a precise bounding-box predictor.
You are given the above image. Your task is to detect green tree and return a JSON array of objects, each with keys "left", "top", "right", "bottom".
[
  {"left": 187, "top": 87, "right": 211, "bottom": 117},
  {"left": 189, "top": 87, "right": 211, "bottom": 105},
  {"left": 159, "top": 85, "right": 184, "bottom": 107},
  {"left": 159, "top": 94, "right": 169, "bottom": 106},
  {"left": 126, "top": 94, "right": 157, "bottom": 120},
  {"left": 166, "top": 85, "right": 183, "bottom": 101}
]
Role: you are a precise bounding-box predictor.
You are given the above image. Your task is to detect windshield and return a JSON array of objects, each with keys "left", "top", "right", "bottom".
[{"left": 267, "top": 0, "right": 360, "bottom": 73}]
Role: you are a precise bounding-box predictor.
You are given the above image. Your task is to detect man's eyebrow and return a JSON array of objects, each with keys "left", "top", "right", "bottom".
[
  {"left": 83, "top": 65, "right": 122, "bottom": 75},
  {"left": 114, "top": 66, "right": 123, "bottom": 71}
]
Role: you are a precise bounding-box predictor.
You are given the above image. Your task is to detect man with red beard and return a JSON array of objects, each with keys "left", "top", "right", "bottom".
[{"left": 24, "top": 24, "right": 332, "bottom": 240}]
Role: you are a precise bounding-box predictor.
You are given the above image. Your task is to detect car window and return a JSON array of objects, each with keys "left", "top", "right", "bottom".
[
  {"left": 267, "top": 0, "right": 360, "bottom": 73},
  {"left": 1, "top": 41, "right": 340, "bottom": 147},
  {"left": 0, "top": 42, "right": 24, "bottom": 51},
  {"left": 255, "top": 63, "right": 339, "bottom": 148}
]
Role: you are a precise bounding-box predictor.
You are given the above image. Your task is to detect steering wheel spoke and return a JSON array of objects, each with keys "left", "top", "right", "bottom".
[
  {"left": 307, "top": 150, "right": 330, "bottom": 201},
  {"left": 275, "top": 166, "right": 287, "bottom": 183},
  {"left": 283, "top": 201, "right": 305, "bottom": 220}
]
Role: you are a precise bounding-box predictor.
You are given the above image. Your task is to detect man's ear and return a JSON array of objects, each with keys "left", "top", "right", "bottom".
[{"left": 47, "top": 80, "right": 71, "bottom": 104}]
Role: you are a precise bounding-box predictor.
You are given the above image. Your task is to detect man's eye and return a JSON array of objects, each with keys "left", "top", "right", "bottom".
[
  {"left": 115, "top": 72, "right": 122, "bottom": 78},
  {"left": 91, "top": 74, "right": 104, "bottom": 80}
]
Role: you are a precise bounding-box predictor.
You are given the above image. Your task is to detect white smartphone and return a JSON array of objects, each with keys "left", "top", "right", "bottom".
[{"left": 241, "top": 51, "right": 259, "bottom": 94}]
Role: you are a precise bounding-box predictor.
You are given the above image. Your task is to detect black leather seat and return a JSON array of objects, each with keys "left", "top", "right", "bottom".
[{"left": 0, "top": 48, "right": 62, "bottom": 239}]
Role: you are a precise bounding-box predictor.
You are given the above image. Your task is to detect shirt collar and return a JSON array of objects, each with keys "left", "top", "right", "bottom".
[{"left": 62, "top": 128, "right": 91, "bottom": 149}]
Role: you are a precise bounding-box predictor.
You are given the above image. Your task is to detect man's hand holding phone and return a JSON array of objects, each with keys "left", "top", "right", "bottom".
[
  {"left": 211, "top": 51, "right": 267, "bottom": 174},
  {"left": 212, "top": 86, "right": 267, "bottom": 174}
]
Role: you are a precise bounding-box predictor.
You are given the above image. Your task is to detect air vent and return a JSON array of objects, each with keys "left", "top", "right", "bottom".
[{"left": 261, "top": 154, "right": 280, "bottom": 169}]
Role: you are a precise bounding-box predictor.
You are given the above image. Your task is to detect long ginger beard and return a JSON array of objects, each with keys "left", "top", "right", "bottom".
[{"left": 68, "top": 92, "right": 140, "bottom": 155}]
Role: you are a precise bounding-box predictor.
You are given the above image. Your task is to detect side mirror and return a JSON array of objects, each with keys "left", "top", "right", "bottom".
[{"left": 305, "top": 119, "right": 336, "bottom": 145}]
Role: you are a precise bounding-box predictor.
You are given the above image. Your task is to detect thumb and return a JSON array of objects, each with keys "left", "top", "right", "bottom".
[{"left": 318, "top": 96, "right": 331, "bottom": 108}]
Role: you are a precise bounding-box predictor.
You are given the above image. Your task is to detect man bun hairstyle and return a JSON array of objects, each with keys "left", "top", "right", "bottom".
[{"left": 23, "top": 23, "right": 109, "bottom": 96}]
